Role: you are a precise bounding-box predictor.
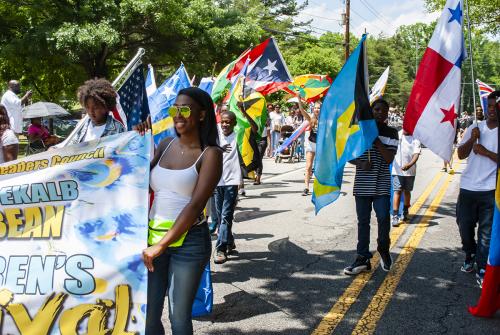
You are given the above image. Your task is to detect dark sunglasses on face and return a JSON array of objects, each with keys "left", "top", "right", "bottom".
[{"left": 168, "top": 106, "right": 191, "bottom": 118}]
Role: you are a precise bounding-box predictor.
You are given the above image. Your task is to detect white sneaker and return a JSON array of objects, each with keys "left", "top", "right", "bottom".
[{"left": 391, "top": 215, "right": 400, "bottom": 227}]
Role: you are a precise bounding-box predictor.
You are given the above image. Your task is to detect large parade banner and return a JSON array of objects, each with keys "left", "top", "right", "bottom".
[{"left": 0, "top": 131, "right": 150, "bottom": 334}]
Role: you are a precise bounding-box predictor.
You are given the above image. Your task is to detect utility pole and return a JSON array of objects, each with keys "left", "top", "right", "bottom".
[{"left": 343, "top": 0, "right": 350, "bottom": 61}]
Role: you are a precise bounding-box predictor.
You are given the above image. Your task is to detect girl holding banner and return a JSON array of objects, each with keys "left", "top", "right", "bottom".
[{"left": 136, "top": 87, "right": 222, "bottom": 335}]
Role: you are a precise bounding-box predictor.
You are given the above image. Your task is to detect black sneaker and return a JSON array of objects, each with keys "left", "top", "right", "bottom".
[
  {"left": 379, "top": 250, "right": 392, "bottom": 272},
  {"left": 302, "top": 188, "right": 309, "bottom": 196},
  {"left": 228, "top": 242, "right": 237, "bottom": 254},
  {"left": 344, "top": 256, "right": 371, "bottom": 275},
  {"left": 214, "top": 250, "right": 227, "bottom": 264},
  {"left": 461, "top": 254, "right": 475, "bottom": 273}
]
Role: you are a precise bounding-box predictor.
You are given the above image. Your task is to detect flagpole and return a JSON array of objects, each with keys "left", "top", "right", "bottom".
[
  {"left": 464, "top": 0, "right": 477, "bottom": 123},
  {"left": 112, "top": 48, "right": 145, "bottom": 89}
]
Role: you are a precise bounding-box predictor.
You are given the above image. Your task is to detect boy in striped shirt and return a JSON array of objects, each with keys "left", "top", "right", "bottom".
[{"left": 344, "top": 99, "right": 399, "bottom": 275}]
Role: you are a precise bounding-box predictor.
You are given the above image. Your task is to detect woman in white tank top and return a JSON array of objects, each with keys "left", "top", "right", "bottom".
[{"left": 136, "top": 87, "right": 222, "bottom": 335}]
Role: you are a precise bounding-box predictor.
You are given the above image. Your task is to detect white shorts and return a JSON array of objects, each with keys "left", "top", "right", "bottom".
[{"left": 306, "top": 141, "right": 316, "bottom": 153}]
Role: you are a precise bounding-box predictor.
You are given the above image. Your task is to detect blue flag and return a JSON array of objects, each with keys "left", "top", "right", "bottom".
[
  {"left": 312, "top": 35, "right": 378, "bottom": 213},
  {"left": 117, "top": 64, "right": 150, "bottom": 130},
  {"left": 149, "top": 64, "right": 191, "bottom": 145},
  {"left": 198, "top": 77, "right": 214, "bottom": 95}
]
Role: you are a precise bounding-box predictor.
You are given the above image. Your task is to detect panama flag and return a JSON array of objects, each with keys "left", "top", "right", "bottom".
[
  {"left": 469, "top": 95, "right": 500, "bottom": 317},
  {"left": 476, "top": 79, "right": 494, "bottom": 115},
  {"left": 403, "top": 0, "right": 465, "bottom": 162}
]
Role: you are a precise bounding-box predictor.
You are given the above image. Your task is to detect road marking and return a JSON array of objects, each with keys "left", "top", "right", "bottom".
[
  {"left": 311, "top": 170, "right": 446, "bottom": 335},
  {"left": 351, "top": 170, "right": 455, "bottom": 334}
]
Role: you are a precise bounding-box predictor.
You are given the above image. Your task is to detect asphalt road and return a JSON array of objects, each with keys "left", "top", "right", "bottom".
[{"left": 161, "top": 149, "right": 500, "bottom": 334}]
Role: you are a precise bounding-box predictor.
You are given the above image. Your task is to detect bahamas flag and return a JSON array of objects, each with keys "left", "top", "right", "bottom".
[
  {"left": 312, "top": 35, "right": 378, "bottom": 213},
  {"left": 469, "top": 96, "right": 500, "bottom": 316}
]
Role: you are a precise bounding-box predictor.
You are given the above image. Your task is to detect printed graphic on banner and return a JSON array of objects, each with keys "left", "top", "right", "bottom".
[{"left": 0, "top": 131, "right": 150, "bottom": 334}]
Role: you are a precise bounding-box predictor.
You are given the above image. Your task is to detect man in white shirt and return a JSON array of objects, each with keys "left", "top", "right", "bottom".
[
  {"left": 1, "top": 80, "right": 32, "bottom": 134},
  {"left": 391, "top": 130, "right": 421, "bottom": 227},
  {"left": 456, "top": 91, "right": 499, "bottom": 287}
]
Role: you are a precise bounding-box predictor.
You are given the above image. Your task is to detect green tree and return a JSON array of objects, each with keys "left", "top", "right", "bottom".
[{"left": 424, "top": 0, "right": 500, "bottom": 36}]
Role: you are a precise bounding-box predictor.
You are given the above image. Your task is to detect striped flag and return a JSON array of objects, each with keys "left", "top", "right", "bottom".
[
  {"left": 476, "top": 79, "right": 494, "bottom": 115},
  {"left": 117, "top": 64, "right": 150, "bottom": 130}
]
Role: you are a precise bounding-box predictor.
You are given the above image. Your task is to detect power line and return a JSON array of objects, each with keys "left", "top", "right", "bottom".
[
  {"left": 301, "top": 11, "right": 343, "bottom": 22},
  {"left": 358, "top": 0, "right": 395, "bottom": 30}
]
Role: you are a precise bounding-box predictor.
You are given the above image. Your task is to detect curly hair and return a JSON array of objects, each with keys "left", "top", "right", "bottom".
[
  {"left": 0, "top": 104, "right": 11, "bottom": 140},
  {"left": 77, "top": 78, "right": 117, "bottom": 110}
]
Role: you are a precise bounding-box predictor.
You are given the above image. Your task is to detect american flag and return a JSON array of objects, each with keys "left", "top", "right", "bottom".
[
  {"left": 117, "top": 64, "right": 150, "bottom": 130},
  {"left": 476, "top": 79, "right": 494, "bottom": 115}
]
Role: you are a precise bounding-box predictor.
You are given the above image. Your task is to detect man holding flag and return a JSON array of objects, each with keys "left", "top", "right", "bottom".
[{"left": 457, "top": 92, "right": 498, "bottom": 287}]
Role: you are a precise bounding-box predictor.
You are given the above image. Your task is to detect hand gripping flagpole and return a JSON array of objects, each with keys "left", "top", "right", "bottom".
[
  {"left": 464, "top": 0, "right": 477, "bottom": 123},
  {"left": 60, "top": 48, "right": 146, "bottom": 147}
]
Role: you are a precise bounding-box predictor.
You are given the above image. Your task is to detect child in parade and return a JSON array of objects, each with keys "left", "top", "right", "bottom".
[
  {"left": 136, "top": 87, "right": 222, "bottom": 335},
  {"left": 297, "top": 98, "right": 320, "bottom": 196},
  {"left": 214, "top": 110, "right": 242, "bottom": 264},
  {"left": 54, "top": 79, "right": 126, "bottom": 147},
  {"left": 456, "top": 91, "right": 499, "bottom": 288},
  {"left": 345, "top": 99, "right": 398, "bottom": 275},
  {"left": 391, "top": 129, "right": 421, "bottom": 227}
]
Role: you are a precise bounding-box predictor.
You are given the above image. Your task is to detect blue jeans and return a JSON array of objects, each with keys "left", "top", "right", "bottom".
[
  {"left": 146, "top": 223, "right": 211, "bottom": 335},
  {"left": 215, "top": 185, "right": 238, "bottom": 252},
  {"left": 271, "top": 131, "right": 280, "bottom": 156},
  {"left": 355, "top": 195, "right": 391, "bottom": 258},
  {"left": 456, "top": 188, "right": 494, "bottom": 271}
]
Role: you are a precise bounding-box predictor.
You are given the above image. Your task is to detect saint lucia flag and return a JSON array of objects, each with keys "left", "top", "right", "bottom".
[{"left": 312, "top": 35, "right": 378, "bottom": 213}]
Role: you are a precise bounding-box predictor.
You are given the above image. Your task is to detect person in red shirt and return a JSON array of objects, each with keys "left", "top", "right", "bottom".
[{"left": 27, "top": 117, "right": 61, "bottom": 147}]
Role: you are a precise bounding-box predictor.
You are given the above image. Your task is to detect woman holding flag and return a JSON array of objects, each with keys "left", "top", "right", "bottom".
[
  {"left": 297, "top": 98, "right": 320, "bottom": 196},
  {"left": 136, "top": 87, "right": 222, "bottom": 335}
]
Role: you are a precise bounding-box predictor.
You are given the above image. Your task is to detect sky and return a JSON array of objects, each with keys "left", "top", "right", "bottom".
[{"left": 297, "top": 0, "right": 441, "bottom": 37}]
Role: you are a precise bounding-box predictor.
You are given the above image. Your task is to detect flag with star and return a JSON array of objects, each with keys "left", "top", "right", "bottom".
[
  {"left": 116, "top": 63, "right": 150, "bottom": 130},
  {"left": 312, "top": 35, "right": 378, "bottom": 213},
  {"left": 403, "top": 0, "right": 466, "bottom": 161},
  {"left": 148, "top": 63, "right": 191, "bottom": 145},
  {"left": 238, "top": 37, "right": 292, "bottom": 95}
]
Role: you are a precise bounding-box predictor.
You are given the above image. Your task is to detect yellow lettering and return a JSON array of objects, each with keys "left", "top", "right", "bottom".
[
  {"left": 110, "top": 285, "right": 135, "bottom": 335},
  {"left": 42, "top": 206, "right": 65, "bottom": 238},
  {"left": 51, "top": 156, "right": 61, "bottom": 166},
  {"left": 0, "top": 212, "right": 6, "bottom": 238},
  {"left": 6, "top": 293, "right": 66, "bottom": 335},
  {"left": 22, "top": 207, "right": 43, "bottom": 239},
  {"left": 26, "top": 162, "right": 34, "bottom": 171},
  {"left": 6, "top": 208, "right": 22, "bottom": 238}
]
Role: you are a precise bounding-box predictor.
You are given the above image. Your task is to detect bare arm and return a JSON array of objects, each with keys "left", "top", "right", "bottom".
[
  {"left": 20, "top": 91, "right": 32, "bottom": 106},
  {"left": 2, "top": 144, "right": 18, "bottom": 162},
  {"left": 238, "top": 102, "right": 258, "bottom": 133},
  {"left": 402, "top": 153, "right": 420, "bottom": 171},
  {"left": 296, "top": 98, "right": 312, "bottom": 122},
  {"left": 458, "top": 127, "right": 479, "bottom": 160},
  {"left": 374, "top": 138, "right": 396, "bottom": 164}
]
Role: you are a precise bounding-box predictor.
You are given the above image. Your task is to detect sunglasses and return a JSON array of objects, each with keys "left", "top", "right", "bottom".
[{"left": 168, "top": 106, "right": 191, "bottom": 118}]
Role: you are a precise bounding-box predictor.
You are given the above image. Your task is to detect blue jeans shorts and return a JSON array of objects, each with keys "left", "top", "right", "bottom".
[{"left": 392, "top": 175, "right": 415, "bottom": 192}]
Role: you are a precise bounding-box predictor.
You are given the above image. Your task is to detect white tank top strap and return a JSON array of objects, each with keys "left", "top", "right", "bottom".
[
  {"left": 158, "top": 138, "right": 176, "bottom": 163},
  {"left": 193, "top": 146, "right": 210, "bottom": 168}
]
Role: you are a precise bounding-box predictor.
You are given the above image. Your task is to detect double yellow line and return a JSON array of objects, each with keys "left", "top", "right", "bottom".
[{"left": 312, "top": 166, "right": 455, "bottom": 335}]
